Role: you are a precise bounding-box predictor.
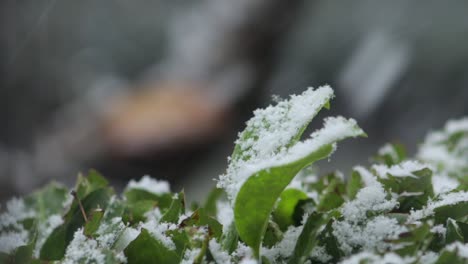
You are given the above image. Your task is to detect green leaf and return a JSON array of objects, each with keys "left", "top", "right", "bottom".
[
  {"left": 180, "top": 208, "right": 223, "bottom": 240},
  {"left": 124, "top": 229, "right": 179, "bottom": 264},
  {"left": 160, "top": 192, "right": 185, "bottom": 224},
  {"left": 221, "top": 222, "right": 238, "bottom": 254},
  {"left": 272, "top": 188, "right": 308, "bottom": 231},
  {"left": 435, "top": 249, "right": 467, "bottom": 264},
  {"left": 446, "top": 218, "right": 464, "bottom": 244},
  {"left": 434, "top": 201, "right": 468, "bottom": 224},
  {"left": 316, "top": 175, "right": 346, "bottom": 212},
  {"left": 123, "top": 200, "right": 157, "bottom": 224},
  {"left": 84, "top": 209, "right": 104, "bottom": 237},
  {"left": 204, "top": 188, "right": 224, "bottom": 217},
  {"left": 378, "top": 167, "right": 434, "bottom": 212},
  {"left": 75, "top": 170, "right": 109, "bottom": 198},
  {"left": 235, "top": 143, "right": 335, "bottom": 258},
  {"left": 24, "top": 182, "right": 68, "bottom": 223},
  {"left": 374, "top": 143, "right": 406, "bottom": 166},
  {"left": 124, "top": 189, "right": 172, "bottom": 209},
  {"left": 316, "top": 219, "right": 343, "bottom": 262},
  {"left": 394, "top": 223, "right": 432, "bottom": 256},
  {"left": 288, "top": 212, "right": 325, "bottom": 264},
  {"left": 262, "top": 221, "right": 283, "bottom": 248},
  {"left": 346, "top": 170, "right": 364, "bottom": 200},
  {"left": 234, "top": 117, "right": 364, "bottom": 258},
  {"left": 40, "top": 188, "right": 112, "bottom": 260}
]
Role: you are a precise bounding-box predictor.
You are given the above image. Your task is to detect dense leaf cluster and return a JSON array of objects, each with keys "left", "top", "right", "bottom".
[{"left": 1, "top": 87, "right": 468, "bottom": 263}]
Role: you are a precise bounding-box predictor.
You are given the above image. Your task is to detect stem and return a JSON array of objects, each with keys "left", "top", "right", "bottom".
[{"left": 71, "top": 190, "right": 88, "bottom": 222}]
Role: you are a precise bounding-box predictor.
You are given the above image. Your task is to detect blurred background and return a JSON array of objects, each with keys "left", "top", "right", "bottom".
[{"left": 1, "top": 0, "right": 468, "bottom": 202}]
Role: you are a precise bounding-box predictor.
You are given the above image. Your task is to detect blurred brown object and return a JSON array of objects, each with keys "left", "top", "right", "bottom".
[{"left": 102, "top": 82, "right": 231, "bottom": 157}]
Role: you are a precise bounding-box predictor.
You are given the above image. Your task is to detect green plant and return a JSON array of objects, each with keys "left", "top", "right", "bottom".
[{"left": 1, "top": 86, "right": 468, "bottom": 264}]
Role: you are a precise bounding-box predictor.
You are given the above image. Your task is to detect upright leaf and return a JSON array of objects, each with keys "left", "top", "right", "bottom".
[{"left": 235, "top": 117, "right": 364, "bottom": 257}]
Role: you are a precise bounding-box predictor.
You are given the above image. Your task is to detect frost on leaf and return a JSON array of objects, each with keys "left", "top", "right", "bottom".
[
  {"left": 218, "top": 86, "right": 365, "bottom": 257},
  {"left": 217, "top": 85, "right": 337, "bottom": 201},
  {"left": 417, "top": 117, "right": 468, "bottom": 178}
]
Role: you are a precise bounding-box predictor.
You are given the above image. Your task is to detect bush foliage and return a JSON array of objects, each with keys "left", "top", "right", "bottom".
[{"left": 1, "top": 86, "right": 468, "bottom": 264}]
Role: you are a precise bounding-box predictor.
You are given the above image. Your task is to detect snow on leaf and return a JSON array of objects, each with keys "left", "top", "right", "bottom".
[
  {"left": 220, "top": 86, "right": 364, "bottom": 258},
  {"left": 126, "top": 175, "right": 171, "bottom": 195}
]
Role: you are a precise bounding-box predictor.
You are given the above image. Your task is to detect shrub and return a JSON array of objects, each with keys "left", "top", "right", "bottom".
[{"left": 1, "top": 86, "right": 468, "bottom": 263}]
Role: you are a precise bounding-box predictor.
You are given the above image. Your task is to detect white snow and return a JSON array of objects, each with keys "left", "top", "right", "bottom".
[
  {"left": 310, "top": 245, "right": 332, "bottom": 262},
  {"left": 372, "top": 161, "right": 429, "bottom": 179},
  {"left": 341, "top": 184, "right": 397, "bottom": 223},
  {"left": 377, "top": 143, "right": 399, "bottom": 161},
  {"left": 0, "top": 197, "right": 35, "bottom": 229},
  {"left": 332, "top": 181, "right": 405, "bottom": 255},
  {"left": 432, "top": 173, "right": 459, "bottom": 194},
  {"left": 209, "top": 239, "right": 232, "bottom": 264},
  {"left": 262, "top": 225, "right": 303, "bottom": 261},
  {"left": 445, "top": 242, "right": 468, "bottom": 259},
  {"left": 409, "top": 191, "right": 468, "bottom": 222},
  {"left": 0, "top": 197, "right": 36, "bottom": 253},
  {"left": 140, "top": 220, "right": 177, "bottom": 250},
  {"left": 353, "top": 166, "right": 379, "bottom": 187},
  {"left": 340, "top": 251, "right": 414, "bottom": 264},
  {"left": 445, "top": 117, "right": 468, "bottom": 134},
  {"left": 33, "top": 214, "right": 64, "bottom": 257},
  {"left": 0, "top": 229, "right": 29, "bottom": 254},
  {"left": 126, "top": 175, "right": 170, "bottom": 194},
  {"left": 62, "top": 229, "right": 106, "bottom": 264},
  {"left": 216, "top": 200, "right": 234, "bottom": 232},
  {"left": 417, "top": 117, "right": 468, "bottom": 178},
  {"left": 430, "top": 224, "right": 446, "bottom": 236},
  {"left": 181, "top": 248, "right": 202, "bottom": 264}
]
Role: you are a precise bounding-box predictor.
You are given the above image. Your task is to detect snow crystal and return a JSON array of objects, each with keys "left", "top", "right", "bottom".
[
  {"left": 310, "top": 245, "right": 332, "bottom": 262},
  {"left": 409, "top": 191, "right": 468, "bottom": 222},
  {"left": 353, "top": 166, "right": 379, "bottom": 187},
  {"left": 417, "top": 117, "right": 468, "bottom": 178},
  {"left": 445, "top": 117, "right": 468, "bottom": 134},
  {"left": 430, "top": 224, "right": 446, "bottom": 236},
  {"left": 341, "top": 184, "right": 397, "bottom": 223},
  {"left": 114, "top": 227, "right": 140, "bottom": 252},
  {"left": 144, "top": 207, "right": 163, "bottom": 222},
  {"left": 332, "top": 181, "right": 405, "bottom": 255},
  {"left": 34, "top": 214, "right": 64, "bottom": 257},
  {"left": 0, "top": 197, "right": 35, "bottom": 254},
  {"left": 96, "top": 217, "right": 126, "bottom": 248},
  {"left": 209, "top": 239, "right": 232, "bottom": 264},
  {"left": 233, "top": 242, "right": 255, "bottom": 261},
  {"left": 263, "top": 225, "right": 303, "bottom": 261},
  {"left": 445, "top": 242, "right": 468, "bottom": 259},
  {"left": 239, "top": 258, "right": 258, "bottom": 264},
  {"left": 418, "top": 251, "right": 439, "bottom": 264},
  {"left": 378, "top": 143, "right": 399, "bottom": 161},
  {"left": 0, "top": 197, "right": 35, "bottom": 229},
  {"left": 0, "top": 229, "right": 29, "bottom": 254},
  {"left": 418, "top": 145, "right": 465, "bottom": 173},
  {"left": 181, "top": 248, "right": 202, "bottom": 264},
  {"left": 216, "top": 200, "right": 234, "bottom": 232},
  {"left": 140, "top": 220, "right": 177, "bottom": 250},
  {"left": 126, "top": 175, "right": 170, "bottom": 194},
  {"left": 333, "top": 215, "right": 407, "bottom": 255},
  {"left": 340, "top": 251, "right": 414, "bottom": 264},
  {"left": 62, "top": 228, "right": 106, "bottom": 264},
  {"left": 432, "top": 173, "right": 459, "bottom": 194},
  {"left": 372, "top": 160, "right": 429, "bottom": 179}
]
